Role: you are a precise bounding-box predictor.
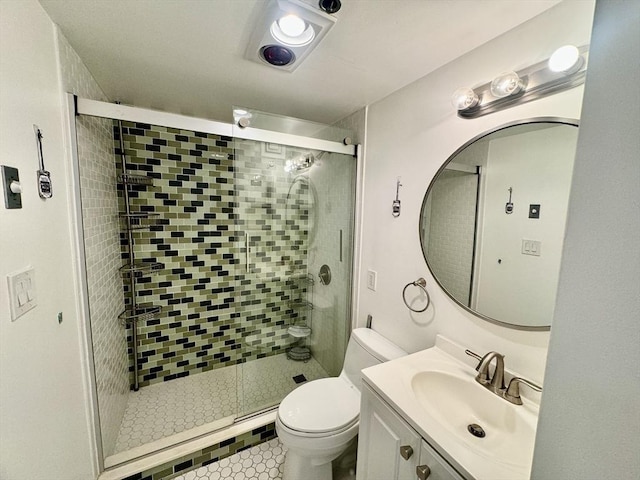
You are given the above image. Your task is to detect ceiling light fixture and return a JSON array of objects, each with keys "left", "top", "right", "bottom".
[
  {"left": 270, "top": 14, "right": 316, "bottom": 47},
  {"left": 245, "top": 0, "right": 337, "bottom": 72},
  {"left": 453, "top": 44, "right": 588, "bottom": 119}
]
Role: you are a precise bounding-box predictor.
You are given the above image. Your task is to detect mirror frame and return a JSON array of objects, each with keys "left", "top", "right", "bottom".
[{"left": 419, "top": 117, "right": 579, "bottom": 331}]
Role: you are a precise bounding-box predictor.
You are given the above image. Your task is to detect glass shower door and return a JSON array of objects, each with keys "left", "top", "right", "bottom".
[{"left": 232, "top": 137, "right": 356, "bottom": 418}]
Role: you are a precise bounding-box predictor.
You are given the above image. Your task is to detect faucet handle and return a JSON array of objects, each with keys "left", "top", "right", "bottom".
[{"left": 504, "top": 377, "right": 543, "bottom": 405}]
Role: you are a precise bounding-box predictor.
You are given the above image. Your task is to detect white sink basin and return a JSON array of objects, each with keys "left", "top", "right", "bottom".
[
  {"left": 361, "top": 336, "right": 541, "bottom": 480},
  {"left": 411, "top": 371, "right": 536, "bottom": 468}
]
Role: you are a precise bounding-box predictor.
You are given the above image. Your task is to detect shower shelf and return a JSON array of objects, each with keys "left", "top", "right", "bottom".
[
  {"left": 119, "top": 261, "right": 163, "bottom": 277},
  {"left": 288, "top": 273, "right": 315, "bottom": 285},
  {"left": 118, "top": 305, "right": 162, "bottom": 325},
  {"left": 119, "top": 212, "right": 161, "bottom": 229},
  {"left": 288, "top": 299, "right": 313, "bottom": 310},
  {"left": 118, "top": 172, "right": 154, "bottom": 186},
  {"left": 288, "top": 325, "right": 311, "bottom": 338}
]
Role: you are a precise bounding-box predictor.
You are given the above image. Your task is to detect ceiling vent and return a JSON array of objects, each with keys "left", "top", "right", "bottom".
[{"left": 245, "top": 0, "right": 337, "bottom": 72}]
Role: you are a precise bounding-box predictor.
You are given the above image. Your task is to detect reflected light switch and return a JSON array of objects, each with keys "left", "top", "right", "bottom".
[{"left": 522, "top": 239, "right": 542, "bottom": 256}]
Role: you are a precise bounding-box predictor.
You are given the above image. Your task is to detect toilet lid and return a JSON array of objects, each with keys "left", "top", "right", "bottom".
[{"left": 278, "top": 378, "right": 360, "bottom": 434}]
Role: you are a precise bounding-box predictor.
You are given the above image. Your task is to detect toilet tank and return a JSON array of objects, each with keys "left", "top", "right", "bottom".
[{"left": 341, "top": 328, "right": 407, "bottom": 390}]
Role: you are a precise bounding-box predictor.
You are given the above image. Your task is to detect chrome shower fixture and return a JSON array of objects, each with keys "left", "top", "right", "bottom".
[{"left": 285, "top": 153, "right": 315, "bottom": 173}]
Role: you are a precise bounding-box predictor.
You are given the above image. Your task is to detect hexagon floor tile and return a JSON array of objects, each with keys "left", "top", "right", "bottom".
[
  {"left": 114, "top": 354, "right": 328, "bottom": 455},
  {"left": 175, "top": 438, "right": 286, "bottom": 480},
  {"left": 175, "top": 437, "right": 357, "bottom": 480}
]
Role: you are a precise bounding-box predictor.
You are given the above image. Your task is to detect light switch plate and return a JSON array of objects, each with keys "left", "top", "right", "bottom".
[
  {"left": 2, "top": 165, "right": 22, "bottom": 209},
  {"left": 7, "top": 267, "right": 37, "bottom": 321},
  {"left": 367, "top": 270, "right": 377, "bottom": 291},
  {"left": 522, "top": 239, "right": 542, "bottom": 256}
]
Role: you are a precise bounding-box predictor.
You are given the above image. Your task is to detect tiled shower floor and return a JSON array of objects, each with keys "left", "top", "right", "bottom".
[{"left": 113, "top": 354, "right": 328, "bottom": 455}]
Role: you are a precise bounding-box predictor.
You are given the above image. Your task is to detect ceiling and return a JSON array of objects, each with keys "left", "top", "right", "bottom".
[{"left": 40, "top": 0, "right": 561, "bottom": 126}]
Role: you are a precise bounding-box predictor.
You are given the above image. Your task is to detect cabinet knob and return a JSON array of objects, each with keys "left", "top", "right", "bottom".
[
  {"left": 400, "top": 445, "right": 414, "bottom": 460},
  {"left": 416, "top": 464, "right": 432, "bottom": 479}
]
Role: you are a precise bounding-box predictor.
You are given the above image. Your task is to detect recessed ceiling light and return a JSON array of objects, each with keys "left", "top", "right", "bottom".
[
  {"left": 270, "top": 15, "right": 315, "bottom": 47},
  {"left": 278, "top": 14, "right": 305, "bottom": 37}
]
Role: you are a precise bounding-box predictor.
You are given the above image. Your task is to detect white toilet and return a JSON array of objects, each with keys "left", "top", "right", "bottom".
[{"left": 276, "top": 328, "right": 407, "bottom": 480}]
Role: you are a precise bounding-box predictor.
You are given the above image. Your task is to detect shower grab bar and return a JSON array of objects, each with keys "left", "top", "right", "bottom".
[{"left": 339, "top": 229, "right": 343, "bottom": 263}]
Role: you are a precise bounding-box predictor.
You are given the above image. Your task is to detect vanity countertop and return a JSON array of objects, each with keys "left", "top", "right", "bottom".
[{"left": 361, "top": 335, "right": 540, "bottom": 480}]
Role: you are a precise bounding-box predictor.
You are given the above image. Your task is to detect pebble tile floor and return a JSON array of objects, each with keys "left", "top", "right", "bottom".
[{"left": 114, "top": 354, "right": 328, "bottom": 455}]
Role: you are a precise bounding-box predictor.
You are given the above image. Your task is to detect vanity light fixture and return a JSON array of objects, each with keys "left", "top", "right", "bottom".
[
  {"left": 548, "top": 45, "right": 584, "bottom": 74},
  {"left": 451, "top": 87, "right": 479, "bottom": 110},
  {"left": 245, "top": 0, "right": 337, "bottom": 72},
  {"left": 453, "top": 45, "right": 588, "bottom": 119},
  {"left": 490, "top": 71, "right": 524, "bottom": 98}
]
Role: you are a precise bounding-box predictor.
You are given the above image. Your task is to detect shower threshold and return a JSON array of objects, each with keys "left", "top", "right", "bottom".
[{"left": 105, "top": 353, "right": 328, "bottom": 468}]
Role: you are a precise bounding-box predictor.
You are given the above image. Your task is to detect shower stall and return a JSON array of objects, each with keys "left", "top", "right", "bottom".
[{"left": 70, "top": 98, "right": 358, "bottom": 468}]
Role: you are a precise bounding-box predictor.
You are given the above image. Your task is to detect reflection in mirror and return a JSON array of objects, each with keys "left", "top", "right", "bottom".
[{"left": 420, "top": 120, "right": 579, "bottom": 329}]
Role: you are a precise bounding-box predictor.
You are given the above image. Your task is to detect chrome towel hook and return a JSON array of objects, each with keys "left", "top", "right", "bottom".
[{"left": 402, "top": 278, "right": 431, "bottom": 313}]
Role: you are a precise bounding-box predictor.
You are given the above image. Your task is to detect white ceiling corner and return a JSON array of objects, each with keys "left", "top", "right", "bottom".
[{"left": 39, "top": 0, "right": 562, "bottom": 125}]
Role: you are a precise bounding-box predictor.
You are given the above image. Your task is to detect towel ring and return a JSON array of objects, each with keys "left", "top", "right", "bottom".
[{"left": 402, "top": 278, "right": 431, "bottom": 313}]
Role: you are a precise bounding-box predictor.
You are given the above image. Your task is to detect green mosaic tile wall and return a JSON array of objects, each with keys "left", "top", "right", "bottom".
[
  {"left": 115, "top": 122, "right": 311, "bottom": 388},
  {"left": 122, "top": 423, "right": 277, "bottom": 480}
]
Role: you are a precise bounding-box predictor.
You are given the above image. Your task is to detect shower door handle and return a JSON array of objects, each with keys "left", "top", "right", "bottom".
[{"left": 245, "top": 232, "right": 250, "bottom": 273}]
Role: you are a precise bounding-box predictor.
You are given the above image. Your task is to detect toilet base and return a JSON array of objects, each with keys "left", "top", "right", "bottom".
[
  {"left": 283, "top": 450, "right": 332, "bottom": 480},
  {"left": 281, "top": 436, "right": 357, "bottom": 480}
]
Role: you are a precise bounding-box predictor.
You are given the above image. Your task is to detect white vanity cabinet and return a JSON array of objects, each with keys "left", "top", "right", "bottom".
[{"left": 357, "top": 382, "right": 466, "bottom": 480}]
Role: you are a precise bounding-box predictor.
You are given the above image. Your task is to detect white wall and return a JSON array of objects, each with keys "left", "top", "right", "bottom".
[
  {"left": 475, "top": 125, "right": 577, "bottom": 326},
  {"left": 357, "top": 0, "right": 595, "bottom": 382},
  {"left": 0, "top": 1, "right": 96, "bottom": 478},
  {"left": 531, "top": 0, "right": 640, "bottom": 477}
]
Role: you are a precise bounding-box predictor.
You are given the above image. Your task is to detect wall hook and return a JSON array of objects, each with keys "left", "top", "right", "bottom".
[{"left": 392, "top": 178, "right": 402, "bottom": 217}]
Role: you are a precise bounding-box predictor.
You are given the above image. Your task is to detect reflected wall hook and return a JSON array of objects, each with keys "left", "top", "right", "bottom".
[{"left": 505, "top": 187, "right": 514, "bottom": 214}]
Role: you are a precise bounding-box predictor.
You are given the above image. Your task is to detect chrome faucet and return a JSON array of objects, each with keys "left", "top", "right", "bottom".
[
  {"left": 474, "top": 351, "right": 506, "bottom": 394},
  {"left": 465, "top": 349, "right": 542, "bottom": 405}
]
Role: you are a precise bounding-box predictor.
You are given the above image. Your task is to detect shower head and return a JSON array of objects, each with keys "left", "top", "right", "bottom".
[{"left": 285, "top": 153, "right": 315, "bottom": 173}]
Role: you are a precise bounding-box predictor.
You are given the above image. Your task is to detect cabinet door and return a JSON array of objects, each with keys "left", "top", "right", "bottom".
[
  {"left": 416, "top": 440, "right": 466, "bottom": 480},
  {"left": 357, "top": 383, "right": 421, "bottom": 480}
]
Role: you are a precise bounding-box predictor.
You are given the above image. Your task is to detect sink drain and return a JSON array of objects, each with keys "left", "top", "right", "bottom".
[{"left": 467, "top": 423, "right": 486, "bottom": 438}]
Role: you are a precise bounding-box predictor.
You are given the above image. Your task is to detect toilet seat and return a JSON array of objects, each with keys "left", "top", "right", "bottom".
[{"left": 278, "top": 377, "right": 360, "bottom": 434}]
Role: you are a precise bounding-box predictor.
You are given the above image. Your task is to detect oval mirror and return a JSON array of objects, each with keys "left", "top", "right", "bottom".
[{"left": 420, "top": 119, "right": 579, "bottom": 330}]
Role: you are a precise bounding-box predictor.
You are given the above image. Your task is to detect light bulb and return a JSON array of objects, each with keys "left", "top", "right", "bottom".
[
  {"left": 490, "top": 71, "right": 523, "bottom": 98},
  {"left": 548, "top": 45, "right": 583, "bottom": 74},
  {"left": 451, "top": 87, "right": 479, "bottom": 110},
  {"left": 270, "top": 16, "right": 315, "bottom": 47},
  {"left": 278, "top": 15, "right": 306, "bottom": 37}
]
